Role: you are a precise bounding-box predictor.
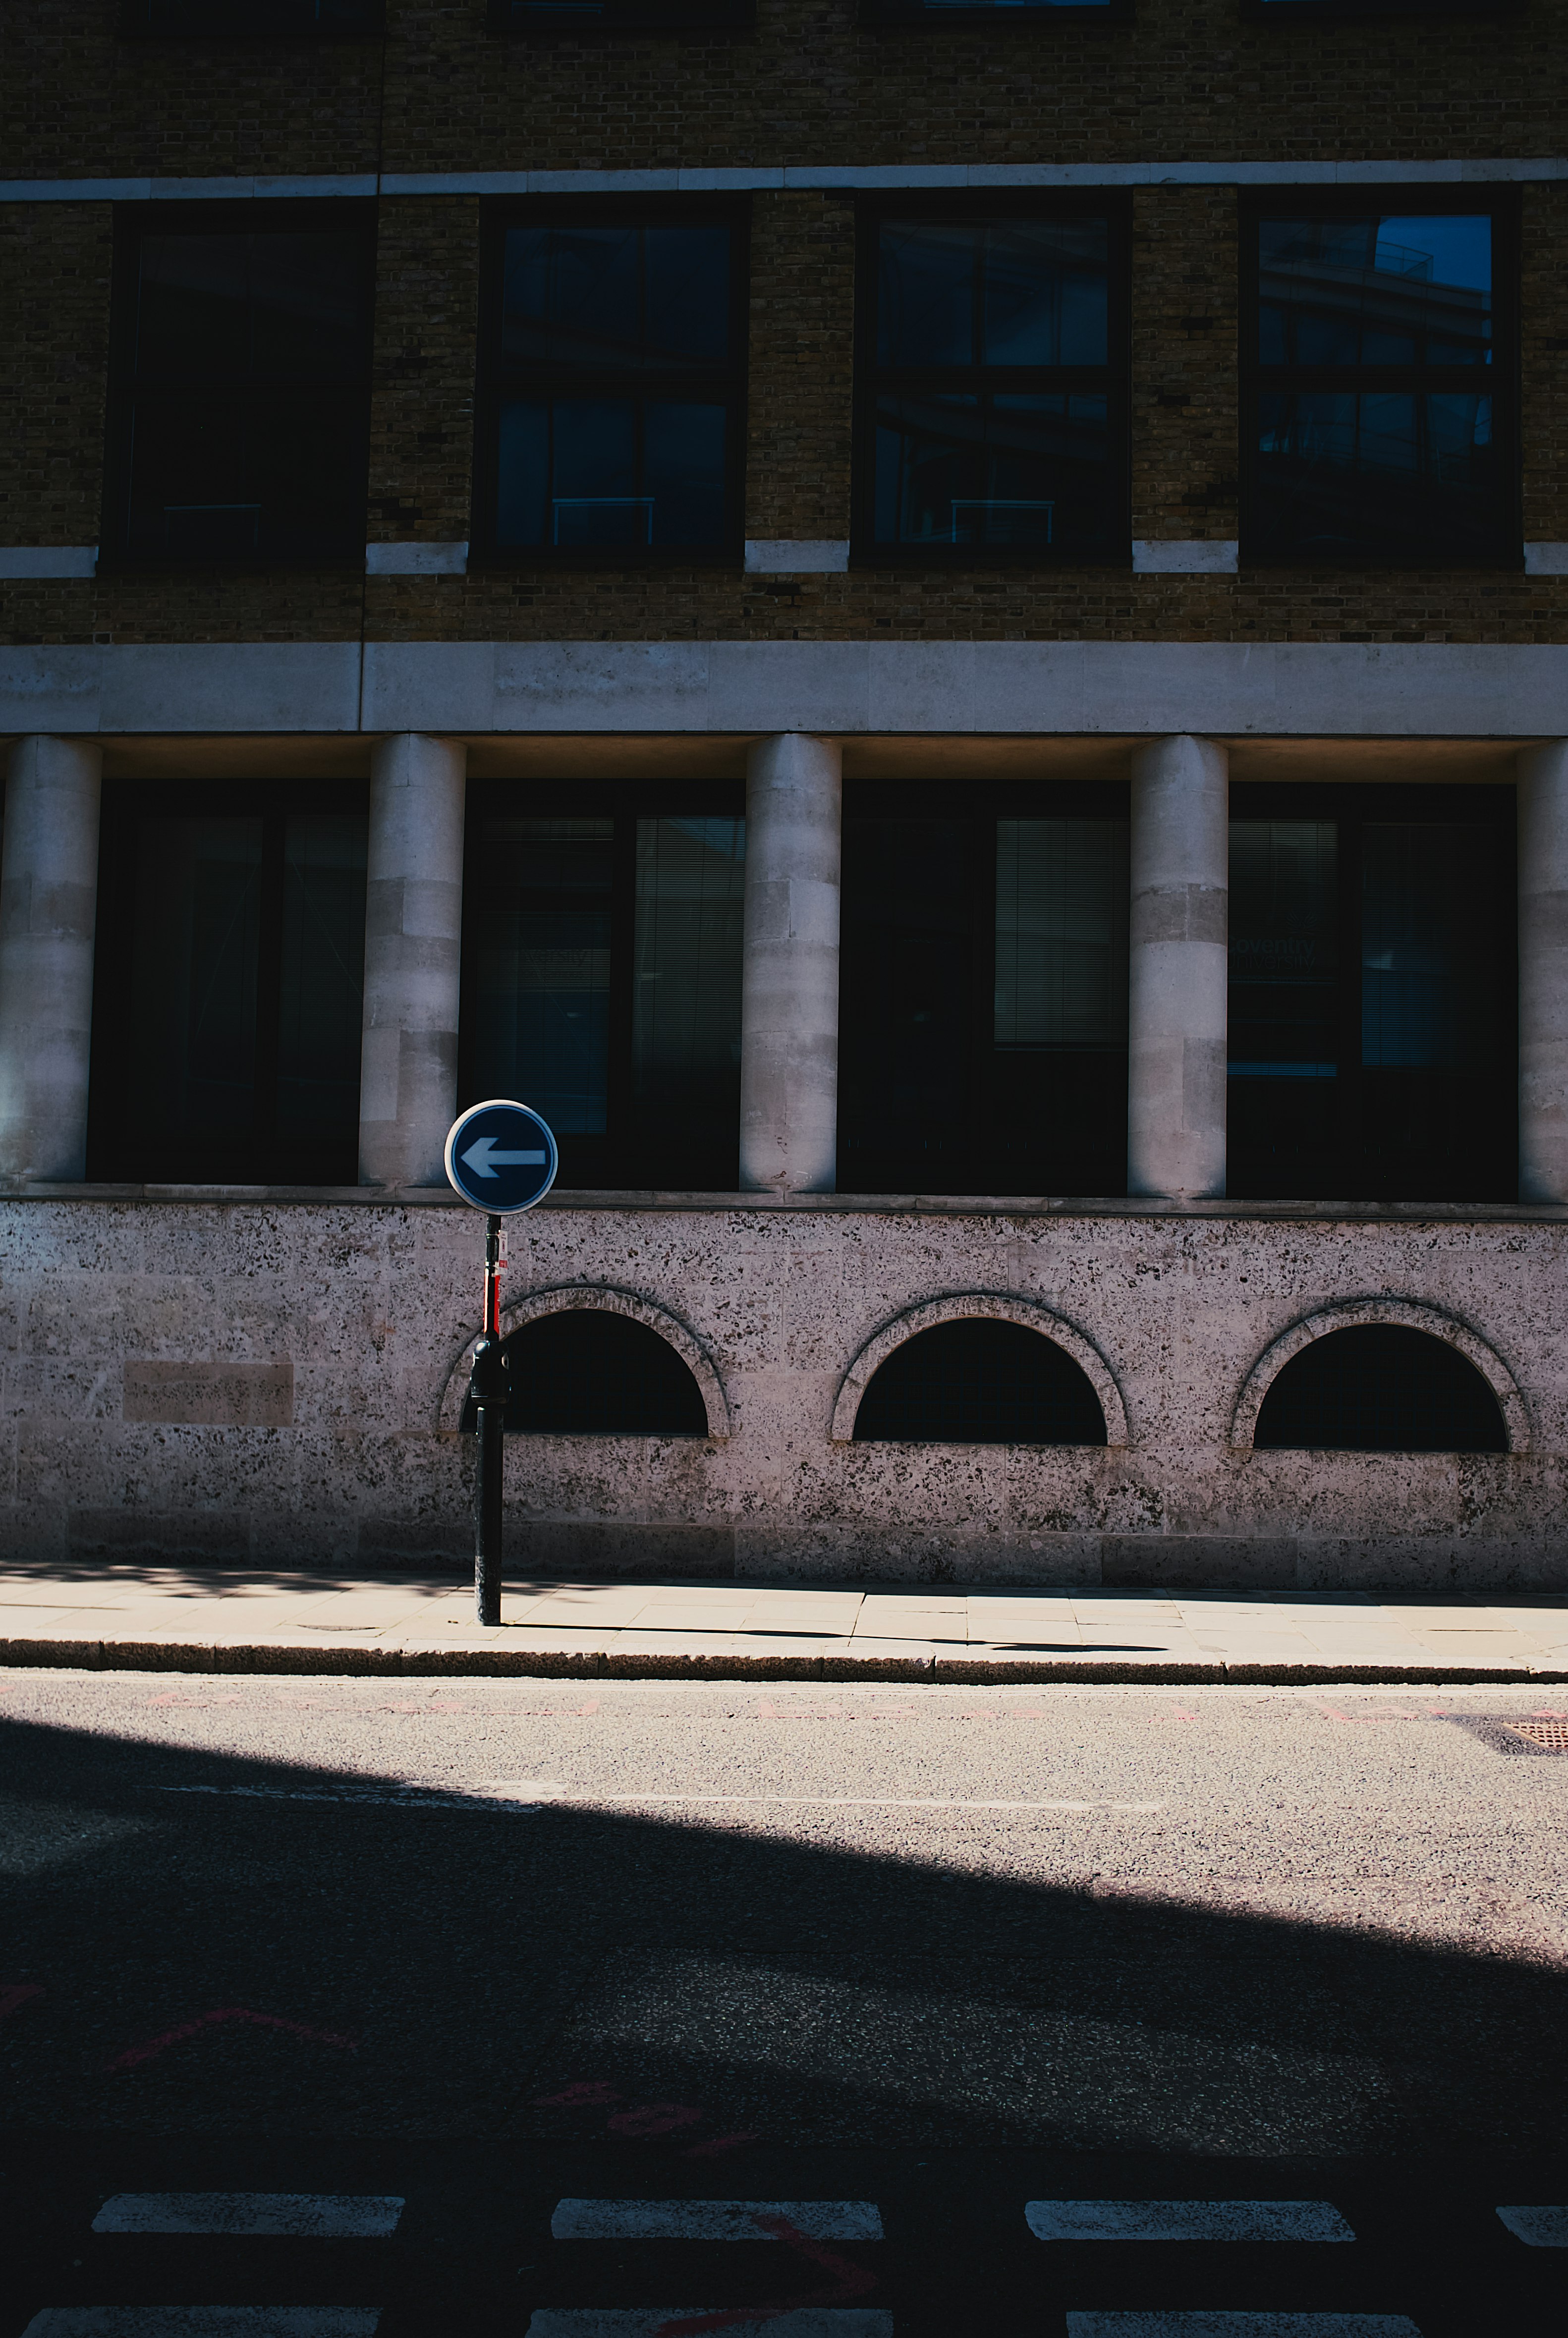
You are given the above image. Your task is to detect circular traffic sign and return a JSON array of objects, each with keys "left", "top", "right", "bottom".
[{"left": 444, "top": 1099, "right": 559, "bottom": 1214}]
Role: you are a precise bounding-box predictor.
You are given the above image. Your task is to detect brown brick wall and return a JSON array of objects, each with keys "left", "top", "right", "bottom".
[
  {"left": 1130, "top": 186, "right": 1238, "bottom": 546},
  {"left": 0, "top": 203, "right": 112, "bottom": 555},
  {"left": 745, "top": 192, "right": 856, "bottom": 544},
  {"left": 367, "top": 196, "right": 483, "bottom": 548}
]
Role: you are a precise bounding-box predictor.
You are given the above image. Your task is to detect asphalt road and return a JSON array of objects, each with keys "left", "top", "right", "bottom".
[{"left": 1, "top": 1670, "right": 1564, "bottom": 2335}]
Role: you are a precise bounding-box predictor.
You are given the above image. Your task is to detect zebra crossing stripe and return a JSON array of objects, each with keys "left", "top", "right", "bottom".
[
  {"left": 21, "top": 2313, "right": 383, "bottom": 2336},
  {"left": 1027, "top": 2201, "right": 1353, "bottom": 2243},
  {"left": 91, "top": 2194, "right": 404, "bottom": 2238},
  {"left": 1063, "top": 2316, "right": 1423, "bottom": 2336},
  {"left": 1496, "top": 2205, "right": 1568, "bottom": 2245},
  {"left": 523, "top": 2316, "right": 893, "bottom": 2337},
  {"left": 550, "top": 2201, "right": 884, "bottom": 2240}
]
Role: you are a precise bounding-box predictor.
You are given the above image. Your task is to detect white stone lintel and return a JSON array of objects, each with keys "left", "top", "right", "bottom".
[
  {"left": 1132, "top": 541, "right": 1240, "bottom": 576},
  {"left": 365, "top": 542, "right": 469, "bottom": 576},
  {"left": 0, "top": 548, "right": 97, "bottom": 580},
  {"left": 744, "top": 541, "right": 851, "bottom": 575},
  {"left": 1524, "top": 544, "right": 1568, "bottom": 576}
]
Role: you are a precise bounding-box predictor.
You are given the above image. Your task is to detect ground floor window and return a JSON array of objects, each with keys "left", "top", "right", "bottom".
[
  {"left": 1227, "top": 782, "right": 1515, "bottom": 1201},
  {"left": 838, "top": 781, "right": 1129, "bottom": 1196},
  {"left": 459, "top": 785, "right": 745, "bottom": 1189},
  {"left": 88, "top": 781, "right": 368, "bottom": 1183}
]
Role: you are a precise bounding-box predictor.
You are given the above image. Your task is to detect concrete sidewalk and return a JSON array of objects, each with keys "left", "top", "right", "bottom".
[{"left": 0, "top": 1565, "right": 1566, "bottom": 1681}]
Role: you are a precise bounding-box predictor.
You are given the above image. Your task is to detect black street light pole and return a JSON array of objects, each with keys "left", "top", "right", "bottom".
[{"left": 470, "top": 1211, "right": 509, "bottom": 1627}]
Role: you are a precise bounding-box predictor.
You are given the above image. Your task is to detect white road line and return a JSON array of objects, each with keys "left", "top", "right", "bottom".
[
  {"left": 1496, "top": 2203, "right": 1568, "bottom": 2245},
  {"left": 1064, "top": 2318, "right": 1422, "bottom": 2336},
  {"left": 523, "top": 2316, "right": 893, "bottom": 2337},
  {"left": 485, "top": 1788, "right": 1162, "bottom": 1812},
  {"left": 1027, "top": 2200, "right": 1353, "bottom": 2243},
  {"left": 91, "top": 2193, "right": 404, "bottom": 2238},
  {"left": 153, "top": 1784, "right": 543, "bottom": 1813},
  {"left": 21, "top": 2313, "right": 382, "bottom": 2337},
  {"left": 550, "top": 2199, "right": 884, "bottom": 2240}
]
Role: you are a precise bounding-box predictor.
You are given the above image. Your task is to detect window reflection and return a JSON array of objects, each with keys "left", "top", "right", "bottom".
[{"left": 471, "top": 819, "right": 614, "bottom": 1136}]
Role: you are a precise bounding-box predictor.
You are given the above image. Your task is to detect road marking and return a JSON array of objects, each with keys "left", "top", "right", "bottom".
[
  {"left": 0, "top": 1980, "right": 44, "bottom": 2022},
  {"left": 1064, "top": 2319, "right": 1422, "bottom": 2336},
  {"left": 1496, "top": 2204, "right": 1568, "bottom": 2245},
  {"left": 91, "top": 2193, "right": 403, "bottom": 2238},
  {"left": 1027, "top": 2200, "right": 1353, "bottom": 2243},
  {"left": 523, "top": 2317, "right": 892, "bottom": 2337},
  {"left": 152, "top": 1784, "right": 545, "bottom": 1814},
  {"left": 22, "top": 2314, "right": 383, "bottom": 2336},
  {"left": 482, "top": 1787, "right": 1162, "bottom": 1812},
  {"left": 109, "top": 2008, "right": 356, "bottom": 2070},
  {"left": 551, "top": 2201, "right": 883, "bottom": 2241}
]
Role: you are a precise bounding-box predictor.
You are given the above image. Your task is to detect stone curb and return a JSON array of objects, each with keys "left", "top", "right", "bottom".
[{"left": 1, "top": 1637, "right": 1565, "bottom": 1686}]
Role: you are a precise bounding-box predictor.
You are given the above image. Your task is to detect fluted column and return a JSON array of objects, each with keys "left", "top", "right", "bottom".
[
  {"left": 1127, "top": 733, "right": 1229, "bottom": 1200},
  {"left": 0, "top": 735, "right": 103, "bottom": 1181},
  {"left": 358, "top": 732, "right": 467, "bottom": 1188},
  {"left": 1517, "top": 739, "right": 1568, "bottom": 1202},
  {"left": 739, "top": 732, "right": 842, "bottom": 1193}
]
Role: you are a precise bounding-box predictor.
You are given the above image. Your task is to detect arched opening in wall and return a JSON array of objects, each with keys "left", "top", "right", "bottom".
[
  {"left": 461, "top": 1309, "right": 709, "bottom": 1437},
  {"left": 1252, "top": 1326, "right": 1507, "bottom": 1452},
  {"left": 852, "top": 1320, "right": 1108, "bottom": 1446}
]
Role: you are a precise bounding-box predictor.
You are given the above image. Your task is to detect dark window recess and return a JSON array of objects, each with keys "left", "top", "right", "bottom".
[
  {"left": 489, "top": 0, "right": 751, "bottom": 30},
  {"left": 853, "top": 1320, "right": 1108, "bottom": 1446},
  {"left": 863, "top": 0, "right": 1126, "bottom": 22},
  {"left": 477, "top": 210, "right": 745, "bottom": 559},
  {"left": 839, "top": 787, "right": 1127, "bottom": 1196},
  {"left": 460, "top": 794, "right": 744, "bottom": 1189},
  {"left": 1243, "top": 198, "right": 1515, "bottom": 562},
  {"left": 461, "top": 1309, "right": 708, "bottom": 1436},
  {"left": 104, "top": 206, "right": 373, "bottom": 566},
  {"left": 1253, "top": 1326, "right": 1507, "bottom": 1453},
  {"left": 121, "top": 0, "right": 382, "bottom": 33},
  {"left": 88, "top": 787, "right": 367, "bottom": 1183},
  {"left": 857, "top": 206, "right": 1126, "bottom": 561},
  {"left": 1227, "top": 785, "right": 1515, "bottom": 1203}
]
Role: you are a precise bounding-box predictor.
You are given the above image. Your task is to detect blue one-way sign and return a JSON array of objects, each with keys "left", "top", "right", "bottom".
[{"left": 444, "top": 1099, "right": 559, "bottom": 1214}]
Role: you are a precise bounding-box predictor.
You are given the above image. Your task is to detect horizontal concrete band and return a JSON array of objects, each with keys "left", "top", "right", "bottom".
[
  {"left": 3, "top": 159, "right": 1566, "bottom": 203},
  {"left": 1, "top": 1644, "right": 1564, "bottom": 1685},
  {"left": 5, "top": 641, "right": 1568, "bottom": 738}
]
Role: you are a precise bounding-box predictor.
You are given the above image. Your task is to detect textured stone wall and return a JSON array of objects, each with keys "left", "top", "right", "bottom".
[{"left": 2, "top": 1192, "right": 1565, "bottom": 1591}]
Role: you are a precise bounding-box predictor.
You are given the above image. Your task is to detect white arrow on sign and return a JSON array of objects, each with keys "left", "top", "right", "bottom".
[{"left": 461, "top": 1136, "right": 548, "bottom": 1178}]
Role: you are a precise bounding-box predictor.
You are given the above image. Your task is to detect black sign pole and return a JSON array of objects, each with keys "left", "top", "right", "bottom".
[{"left": 470, "top": 1212, "right": 509, "bottom": 1627}]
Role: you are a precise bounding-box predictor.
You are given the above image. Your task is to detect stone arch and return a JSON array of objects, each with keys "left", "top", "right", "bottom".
[
  {"left": 830, "top": 1292, "right": 1130, "bottom": 1447},
  {"left": 438, "top": 1284, "right": 731, "bottom": 1441},
  {"left": 1229, "top": 1296, "right": 1529, "bottom": 1453}
]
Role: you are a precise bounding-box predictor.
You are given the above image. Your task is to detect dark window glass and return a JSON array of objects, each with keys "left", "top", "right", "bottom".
[
  {"left": 838, "top": 788, "right": 1128, "bottom": 1195},
  {"left": 108, "top": 213, "right": 373, "bottom": 565},
  {"left": 462, "top": 1310, "right": 708, "bottom": 1437},
  {"left": 852, "top": 1320, "right": 1108, "bottom": 1445},
  {"left": 1245, "top": 203, "right": 1513, "bottom": 561},
  {"left": 483, "top": 217, "right": 742, "bottom": 557},
  {"left": 88, "top": 789, "right": 367, "bottom": 1182},
  {"left": 123, "top": 0, "right": 382, "bottom": 31},
  {"left": 1253, "top": 1326, "right": 1506, "bottom": 1453},
  {"left": 461, "top": 794, "right": 744, "bottom": 1188},
  {"left": 1227, "top": 786, "right": 1514, "bottom": 1202},
  {"left": 860, "top": 213, "right": 1123, "bottom": 559}
]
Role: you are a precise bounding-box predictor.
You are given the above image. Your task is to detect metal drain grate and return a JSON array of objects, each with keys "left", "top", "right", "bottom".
[{"left": 1502, "top": 1719, "right": 1568, "bottom": 1753}]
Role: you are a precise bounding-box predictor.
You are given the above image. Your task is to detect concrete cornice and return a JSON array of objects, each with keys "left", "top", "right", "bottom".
[
  {"left": 2, "top": 158, "right": 1566, "bottom": 204},
  {"left": 3, "top": 639, "right": 1565, "bottom": 741}
]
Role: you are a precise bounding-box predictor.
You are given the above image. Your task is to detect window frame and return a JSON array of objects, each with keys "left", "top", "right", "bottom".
[
  {"left": 850, "top": 194, "right": 1132, "bottom": 571},
  {"left": 86, "top": 776, "right": 371, "bottom": 1188},
  {"left": 100, "top": 198, "right": 377, "bottom": 575},
  {"left": 837, "top": 775, "right": 1132, "bottom": 1197},
  {"left": 1225, "top": 779, "right": 1517, "bottom": 1204},
  {"left": 456, "top": 778, "right": 749, "bottom": 1192},
  {"left": 470, "top": 197, "right": 751, "bottom": 572},
  {"left": 1237, "top": 186, "right": 1521, "bottom": 570}
]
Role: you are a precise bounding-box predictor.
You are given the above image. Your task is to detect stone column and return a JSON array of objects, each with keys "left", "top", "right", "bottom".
[
  {"left": 739, "top": 732, "right": 842, "bottom": 1193},
  {"left": 1517, "top": 739, "right": 1568, "bottom": 1203},
  {"left": 0, "top": 735, "right": 103, "bottom": 1182},
  {"left": 1127, "top": 733, "right": 1229, "bottom": 1200},
  {"left": 358, "top": 732, "right": 467, "bottom": 1189}
]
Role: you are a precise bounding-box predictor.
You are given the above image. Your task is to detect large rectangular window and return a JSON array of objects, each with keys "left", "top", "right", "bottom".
[
  {"left": 88, "top": 784, "right": 368, "bottom": 1183},
  {"left": 839, "top": 785, "right": 1128, "bottom": 1195},
  {"left": 476, "top": 208, "right": 746, "bottom": 562},
  {"left": 1242, "top": 195, "right": 1516, "bottom": 563},
  {"left": 104, "top": 205, "right": 374, "bottom": 567},
  {"left": 856, "top": 205, "right": 1126, "bottom": 563},
  {"left": 461, "top": 791, "right": 745, "bottom": 1188},
  {"left": 1227, "top": 785, "right": 1515, "bottom": 1202}
]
